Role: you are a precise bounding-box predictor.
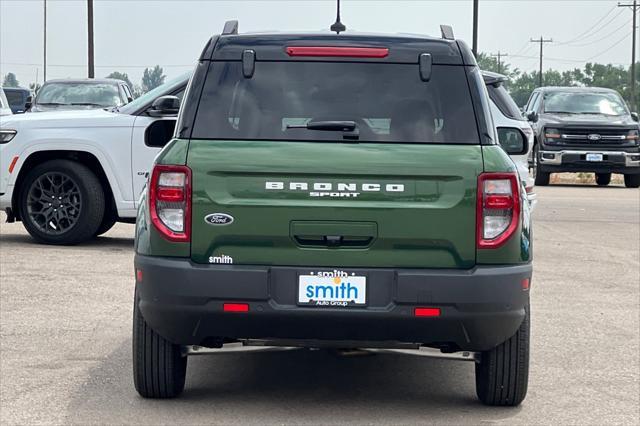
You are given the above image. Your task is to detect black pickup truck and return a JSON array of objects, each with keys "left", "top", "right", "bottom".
[{"left": 524, "top": 87, "right": 640, "bottom": 188}]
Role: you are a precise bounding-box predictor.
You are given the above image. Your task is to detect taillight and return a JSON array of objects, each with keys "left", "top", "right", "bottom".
[
  {"left": 149, "top": 164, "right": 191, "bottom": 242},
  {"left": 477, "top": 172, "right": 521, "bottom": 249}
]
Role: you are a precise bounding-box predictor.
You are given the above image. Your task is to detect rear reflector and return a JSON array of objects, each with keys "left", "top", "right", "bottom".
[
  {"left": 136, "top": 269, "right": 143, "bottom": 282},
  {"left": 286, "top": 46, "right": 389, "bottom": 58},
  {"left": 414, "top": 307, "right": 441, "bottom": 317},
  {"left": 522, "top": 278, "right": 530, "bottom": 290},
  {"left": 157, "top": 186, "right": 185, "bottom": 202},
  {"left": 223, "top": 303, "right": 249, "bottom": 313}
]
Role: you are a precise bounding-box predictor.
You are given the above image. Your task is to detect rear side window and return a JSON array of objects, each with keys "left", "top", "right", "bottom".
[
  {"left": 191, "top": 62, "right": 479, "bottom": 144},
  {"left": 487, "top": 84, "right": 524, "bottom": 121},
  {"left": 5, "top": 90, "right": 24, "bottom": 107}
]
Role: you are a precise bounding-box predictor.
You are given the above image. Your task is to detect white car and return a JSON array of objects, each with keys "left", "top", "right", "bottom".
[
  {"left": 0, "top": 74, "right": 189, "bottom": 244},
  {"left": 0, "top": 87, "right": 13, "bottom": 117},
  {"left": 483, "top": 71, "right": 537, "bottom": 208}
]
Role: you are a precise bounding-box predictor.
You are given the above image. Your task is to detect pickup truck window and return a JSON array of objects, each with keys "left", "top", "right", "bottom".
[
  {"left": 543, "top": 91, "right": 628, "bottom": 116},
  {"left": 192, "top": 62, "right": 480, "bottom": 144}
]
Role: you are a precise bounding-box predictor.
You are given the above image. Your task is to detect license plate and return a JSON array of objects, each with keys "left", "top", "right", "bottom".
[
  {"left": 586, "top": 153, "right": 603, "bottom": 162},
  {"left": 298, "top": 273, "right": 366, "bottom": 306}
]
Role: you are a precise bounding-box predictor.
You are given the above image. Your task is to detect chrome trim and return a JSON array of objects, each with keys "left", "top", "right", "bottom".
[
  {"left": 560, "top": 134, "right": 626, "bottom": 141},
  {"left": 539, "top": 150, "right": 640, "bottom": 166}
]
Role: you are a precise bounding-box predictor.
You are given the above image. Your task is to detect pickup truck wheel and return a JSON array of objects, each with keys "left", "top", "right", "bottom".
[
  {"left": 95, "top": 213, "right": 117, "bottom": 236},
  {"left": 19, "top": 160, "right": 105, "bottom": 245},
  {"left": 475, "top": 306, "right": 529, "bottom": 406},
  {"left": 133, "top": 290, "right": 187, "bottom": 398},
  {"left": 532, "top": 147, "right": 550, "bottom": 186},
  {"left": 624, "top": 174, "right": 640, "bottom": 188},
  {"left": 534, "top": 170, "right": 550, "bottom": 186},
  {"left": 595, "top": 173, "right": 611, "bottom": 186}
]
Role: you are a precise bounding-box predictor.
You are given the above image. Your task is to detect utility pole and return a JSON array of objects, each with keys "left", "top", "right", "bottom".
[
  {"left": 472, "top": 0, "right": 479, "bottom": 56},
  {"left": 490, "top": 51, "right": 508, "bottom": 74},
  {"left": 619, "top": 1, "right": 638, "bottom": 112},
  {"left": 87, "top": 0, "right": 95, "bottom": 78},
  {"left": 43, "top": 0, "right": 46, "bottom": 82},
  {"left": 530, "top": 36, "right": 553, "bottom": 87}
]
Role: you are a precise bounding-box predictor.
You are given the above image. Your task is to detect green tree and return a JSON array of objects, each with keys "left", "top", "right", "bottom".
[
  {"left": 3, "top": 72, "right": 19, "bottom": 87},
  {"left": 141, "top": 66, "right": 166, "bottom": 93},
  {"left": 29, "top": 82, "right": 42, "bottom": 94},
  {"left": 105, "top": 71, "right": 134, "bottom": 91},
  {"left": 476, "top": 52, "right": 517, "bottom": 77}
]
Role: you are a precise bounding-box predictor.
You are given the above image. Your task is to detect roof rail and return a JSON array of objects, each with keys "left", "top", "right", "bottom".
[
  {"left": 222, "top": 20, "right": 238, "bottom": 35},
  {"left": 440, "top": 25, "right": 454, "bottom": 40}
]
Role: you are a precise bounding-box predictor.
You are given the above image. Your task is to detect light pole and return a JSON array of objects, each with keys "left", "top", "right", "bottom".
[
  {"left": 88, "top": 0, "right": 95, "bottom": 78},
  {"left": 472, "top": 0, "right": 479, "bottom": 56},
  {"left": 43, "top": 0, "right": 47, "bottom": 82}
]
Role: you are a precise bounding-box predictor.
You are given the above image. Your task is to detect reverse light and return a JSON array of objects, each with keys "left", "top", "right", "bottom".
[
  {"left": 286, "top": 46, "right": 389, "bottom": 58},
  {"left": 0, "top": 129, "right": 17, "bottom": 144},
  {"left": 149, "top": 164, "right": 191, "bottom": 242},
  {"left": 477, "top": 172, "right": 521, "bottom": 249}
]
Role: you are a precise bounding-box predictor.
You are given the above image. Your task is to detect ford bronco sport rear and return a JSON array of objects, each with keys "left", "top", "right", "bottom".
[{"left": 133, "top": 21, "right": 533, "bottom": 406}]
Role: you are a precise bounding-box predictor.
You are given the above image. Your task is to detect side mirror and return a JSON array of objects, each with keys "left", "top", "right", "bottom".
[
  {"left": 148, "top": 95, "right": 180, "bottom": 117},
  {"left": 24, "top": 96, "right": 32, "bottom": 111},
  {"left": 631, "top": 112, "right": 639, "bottom": 122},
  {"left": 526, "top": 111, "right": 539, "bottom": 123},
  {"left": 497, "top": 127, "right": 528, "bottom": 155}
]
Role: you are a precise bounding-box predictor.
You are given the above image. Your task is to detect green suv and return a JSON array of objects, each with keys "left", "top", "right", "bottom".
[{"left": 133, "top": 21, "right": 533, "bottom": 406}]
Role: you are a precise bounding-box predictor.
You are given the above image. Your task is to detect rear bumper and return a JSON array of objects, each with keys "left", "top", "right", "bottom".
[
  {"left": 135, "top": 255, "right": 532, "bottom": 352},
  {"left": 539, "top": 149, "right": 640, "bottom": 174}
]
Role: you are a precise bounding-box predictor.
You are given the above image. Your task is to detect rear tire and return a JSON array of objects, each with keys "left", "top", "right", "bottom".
[
  {"left": 475, "top": 306, "right": 530, "bottom": 406},
  {"left": 624, "top": 174, "right": 640, "bottom": 188},
  {"left": 133, "top": 290, "right": 187, "bottom": 398},
  {"left": 595, "top": 173, "right": 611, "bottom": 186},
  {"left": 19, "top": 160, "right": 105, "bottom": 245}
]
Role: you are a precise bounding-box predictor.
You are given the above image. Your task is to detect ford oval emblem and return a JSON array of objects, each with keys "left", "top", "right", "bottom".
[
  {"left": 204, "top": 213, "right": 234, "bottom": 226},
  {"left": 587, "top": 134, "right": 602, "bottom": 141}
]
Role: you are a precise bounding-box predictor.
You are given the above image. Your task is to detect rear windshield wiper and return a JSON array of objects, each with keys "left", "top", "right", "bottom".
[
  {"left": 286, "top": 120, "right": 359, "bottom": 140},
  {"left": 37, "top": 102, "right": 67, "bottom": 106}
]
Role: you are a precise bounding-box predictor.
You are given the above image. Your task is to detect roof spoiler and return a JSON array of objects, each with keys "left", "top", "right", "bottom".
[
  {"left": 440, "top": 25, "right": 454, "bottom": 40},
  {"left": 222, "top": 20, "right": 238, "bottom": 35}
]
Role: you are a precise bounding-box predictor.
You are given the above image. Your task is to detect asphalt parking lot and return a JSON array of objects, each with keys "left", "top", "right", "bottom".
[{"left": 0, "top": 184, "right": 638, "bottom": 425}]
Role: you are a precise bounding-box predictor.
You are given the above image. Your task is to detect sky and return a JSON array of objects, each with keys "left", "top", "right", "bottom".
[{"left": 0, "top": 0, "right": 638, "bottom": 88}]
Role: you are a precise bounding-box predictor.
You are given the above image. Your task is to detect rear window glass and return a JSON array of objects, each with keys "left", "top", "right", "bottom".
[
  {"left": 487, "top": 84, "right": 524, "bottom": 121},
  {"left": 5, "top": 90, "right": 24, "bottom": 106},
  {"left": 191, "top": 62, "right": 479, "bottom": 144}
]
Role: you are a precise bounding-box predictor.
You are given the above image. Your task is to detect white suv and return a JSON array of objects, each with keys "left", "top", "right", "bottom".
[{"left": 483, "top": 71, "right": 536, "bottom": 208}]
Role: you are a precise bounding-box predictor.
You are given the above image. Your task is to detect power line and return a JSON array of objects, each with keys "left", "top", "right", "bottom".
[
  {"left": 555, "top": 17, "right": 632, "bottom": 48},
  {"left": 555, "top": 5, "right": 621, "bottom": 46},
  {"left": 0, "top": 62, "right": 193, "bottom": 68},
  {"left": 584, "top": 32, "right": 631, "bottom": 61}
]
